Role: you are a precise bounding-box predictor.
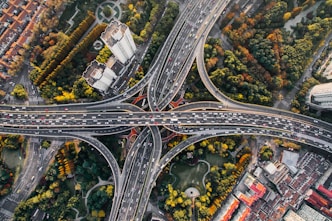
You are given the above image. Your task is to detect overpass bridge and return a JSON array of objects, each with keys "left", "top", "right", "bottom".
[{"left": 0, "top": 0, "right": 331, "bottom": 220}]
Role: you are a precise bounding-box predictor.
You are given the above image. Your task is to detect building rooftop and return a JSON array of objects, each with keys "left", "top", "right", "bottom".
[
  {"left": 220, "top": 195, "right": 240, "bottom": 221},
  {"left": 317, "top": 185, "right": 332, "bottom": 199},
  {"left": 297, "top": 203, "right": 330, "bottom": 221},
  {"left": 264, "top": 161, "right": 289, "bottom": 185},
  {"left": 235, "top": 173, "right": 266, "bottom": 207},
  {"left": 307, "top": 82, "right": 332, "bottom": 110},
  {"left": 106, "top": 56, "right": 124, "bottom": 74},
  {"left": 322, "top": 61, "right": 332, "bottom": 80},
  {"left": 282, "top": 150, "right": 299, "bottom": 168},
  {"left": 82, "top": 59, "right": 122, "bottom": 93},
  {"left": 83, "top": 61, "right": 104, "bottom": 80},
  {"left": 24, "top": 0, "right": 38, "bottom": 12},
  {"left": 253, "top": 167, "right": 263, "bottom": 178},
  {"left": 0, "top": 0, "right": 42, "bottom": 69},
  {"left": 283, "top": 209, "right": 305, "bottom": 221},
  {"left": 101, "top": 20, "right": 128, "bottom": 47},
  {"left": 246, "top": 152, "right": 331, "bottom": 221},
  {"left": 231, "top": 204, "right": 251, "bottom": 221},
  {"left": 264, "top": 162, "right": 277, "bottom": 175},
  {"left": 309, "top": 82, "right": 332, "bottom": 96}
]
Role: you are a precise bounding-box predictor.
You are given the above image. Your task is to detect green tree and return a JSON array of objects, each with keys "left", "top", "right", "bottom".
[
  {"left": 66, "top": 196, "right": 80, "bottom": 209},
  {"left": 259, "top": 145, "right": 273, "bottom": 161},
  {"left": 41, "top": 140, "right": 51, "bottom": 149},
  {"left": 102, "top": 6, "right": 112, "bottom": 17},
  {"left": 173, "top": 209, "right": 187, "bottom": 221},
  {"left": 249, "top": 36, "right": 277, "bottom": 73},
  {"left": 11, "top": 84, "right": 28, "bottom": 100},
  {"left": 96, "top": 45, "right": 112, "bottom": 63},
  {"left": 223, "top": 162, "right": 236, "bottom": 175},
  {"left": 264, "top": 1, "right": 288, "bottom": 25}
]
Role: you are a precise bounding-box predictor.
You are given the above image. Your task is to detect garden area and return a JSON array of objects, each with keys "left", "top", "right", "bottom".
[
  {"left": 156, "top": 135, "right": 252, "bottom": 221},
  {"left": 170, "top": 161, "right": 209, "bottom": 192},
  {"left": 13, "top": 141, "right": 114, "bottom": 220}
]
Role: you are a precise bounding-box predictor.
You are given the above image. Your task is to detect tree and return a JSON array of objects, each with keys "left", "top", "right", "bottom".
[
  {"left": 198, "top": 148, "right": 204, "bottom": 155},
  {"left": 263, "top": 1, "right": 288, "bottom": 25},
  {"left": 184, "top": 92, "right": 194, "bottom": 100},
  {"left": 272, "top": 76, "right": 283, "bottom": 89},
  {"left": 249, "top": 37, "right": 277, "bottom": 73},
  {"left": 223, "top": 162, "right": 236, "bottom": 175},
  {"left": 66, "top": 196, "right": 79, "bottom": 209},
  {"left": 0, "top": 162, "right": 13, "bottom": 197},
  {"left": 224, "top": 50, "right": 248, "bottom": 73},
  {"left": 8, "top": 55, "right": 25, "bottom": 76},
  {"left": 41, "top": 140, "right": 51, "bottom": 149},
  {"left": 259, "top": 145, "right": 273, "bottom": 161},
  {"left": 173, "top": 209, "right": 186, "bottom": 220},
  {"left": 11, "top": 84, "right": 28, "bottom": 100},
  {"left": 72, "top": 77, "right": 100, "bottom": 100},
  {"left": 283, "top": 12, "right": 292, "bottom": 21},
  {"left": 96, "top": 46, "right": 112, "bottom": 63},
  {"left": 207, "top": 144, "right": 216, "bottom": 153},
  {"left": 33, "top": 12, "right": 96, "bottom": 88},
  {"left": 91, "top": 210, "right": 98, "bottom": 217},
  {"left": 187, "top": 144, "right": 195, "bottom": 151},
  {"left": 0, "top": 90, "right": 6, "bottom": 98},
  {"left": 98, "top": 210, "right": 106, "bottom": 218},
  {"left": 105, "top": 185, "right": 113, "bottom": 197},
  {"left": 102, "top": 6, "right": 112, "bottom": 17}
]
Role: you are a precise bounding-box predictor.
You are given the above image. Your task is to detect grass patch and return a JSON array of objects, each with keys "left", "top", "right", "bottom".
[
  {"left": 205, "top": 153, "right": 226, "bottom": 167},
  {"left": 65, "top": 178, "right": 76, "bottom": 194},
  {"left": 171, "top": 161, "right": 209, "bottom": 192},
  {"left": 1, "top": 148, "right": 23, "bottom": 170}
]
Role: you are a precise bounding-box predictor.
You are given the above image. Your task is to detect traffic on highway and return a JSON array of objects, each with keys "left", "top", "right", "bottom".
[{"left": 0, "top": 0, "right": 331, "bottom": 220}]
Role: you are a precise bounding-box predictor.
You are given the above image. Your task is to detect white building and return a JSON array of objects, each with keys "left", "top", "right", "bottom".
[
  {"left": 101, "top": 20, "right": 137, "bottom": 64},
  {"left": 281, "top": 150, "right": 299, "bottom": 175},
  {"left": 306, "top": 82, "right": 332, "bottom": 111},
  {"left": 83, "top": 20, "right": 135, "bottom": 94},
  {"left": 263, "top": 161, "right": 289, "bottom": 185},
  {"left": 82, "top": 60, "right": 118, "bottom": 94}
]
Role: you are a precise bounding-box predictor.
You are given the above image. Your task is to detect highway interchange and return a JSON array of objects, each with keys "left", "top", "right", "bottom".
[{"left": 0, "top": 0, "right": 332, "bottom": 220}]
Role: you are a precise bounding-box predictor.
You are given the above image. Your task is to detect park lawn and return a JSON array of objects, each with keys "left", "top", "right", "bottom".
[
  {"left": 205, "top": 153, "right": 227, "bottom": 167},
  {"left": 1, "top": 148, "right": 23, "bottom": 170},
  {"left": 171, "top": 161, "right": 209, "bottom": 192}
]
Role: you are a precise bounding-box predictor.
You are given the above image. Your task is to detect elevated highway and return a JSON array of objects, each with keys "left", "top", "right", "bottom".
[{"left": 0, "top": 0, "right": 332, "bottom": 220}]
